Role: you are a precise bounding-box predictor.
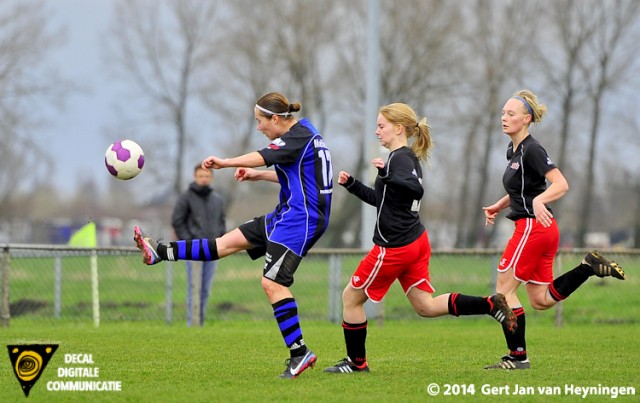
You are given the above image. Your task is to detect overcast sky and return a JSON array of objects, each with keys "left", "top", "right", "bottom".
[{"left": 42, "top": 0, "right": 117, "bottom": 193}]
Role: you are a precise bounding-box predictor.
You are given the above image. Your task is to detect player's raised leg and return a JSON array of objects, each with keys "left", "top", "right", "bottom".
[{"left": 133, "top": 227, "right": 253, "bottom": 265}]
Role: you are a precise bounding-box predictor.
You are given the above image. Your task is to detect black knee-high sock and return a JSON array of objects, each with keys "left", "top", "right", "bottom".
[
  {"left": 343, "top": 321, "right": 368, "bottom": 367},
  {"left": 448, "top": 293, "right": 491, "bottom": 316},
  {"left": 273, "top": 298, "right": 307, "bottom": 357},
  {"left": 157, "top": 239, "right": 219, "bottom": 261},
  {"left": 504, "top": 307, "right": 526, "bottom": 360},
  {"left": 549, "top": 264, "right": 592, "bottom": 301}
]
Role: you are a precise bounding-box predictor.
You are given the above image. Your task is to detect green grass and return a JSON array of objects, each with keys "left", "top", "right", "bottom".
[
  {"left": 3, "top": 251, "right": 638, "bottom": 401},
  {"left": 1, "top": 319, "right": 639, "bottom": 402}
]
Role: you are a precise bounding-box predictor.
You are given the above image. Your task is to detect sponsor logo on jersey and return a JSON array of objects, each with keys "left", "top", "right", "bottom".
[
  {"left": 546, "top": 157, "right": 554, "bottom": 165},
  {"left": 269, "top": 138, "right": 286, "bottom": 150},
  {"left": 313, "top": 138, "right": 327, "bottom": 148}
]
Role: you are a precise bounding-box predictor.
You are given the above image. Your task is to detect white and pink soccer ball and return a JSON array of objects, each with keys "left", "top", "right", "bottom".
[{"left": 104, "top": 140, "right": 145, "bottom": 180}]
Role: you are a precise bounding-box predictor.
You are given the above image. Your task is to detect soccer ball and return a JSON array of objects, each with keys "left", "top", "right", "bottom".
[{"left": 104, "top": 140, "right": 145, "bottom": 180}]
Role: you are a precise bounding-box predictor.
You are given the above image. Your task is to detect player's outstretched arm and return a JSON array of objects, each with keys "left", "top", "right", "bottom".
[
  {"left": 234, "top": 168, "right": 278, "bottom": 183},
  {"left": 202, "top": 152, "right": 266, "bottom": 170}
]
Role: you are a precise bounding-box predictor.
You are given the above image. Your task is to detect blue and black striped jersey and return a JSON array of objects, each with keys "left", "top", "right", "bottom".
[{"left": 257, "top": 118, "right": 333, "bottom": 256}]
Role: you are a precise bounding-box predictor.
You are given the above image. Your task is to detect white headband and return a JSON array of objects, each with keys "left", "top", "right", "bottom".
[{"left": 255, "top": 104, "right": 292, "bottom": 117}]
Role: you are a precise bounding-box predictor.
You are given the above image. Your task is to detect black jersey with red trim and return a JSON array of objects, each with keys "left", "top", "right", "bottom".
[
  {"left": 342, "top": 146, "right": 424, "bottom": 247},
  {"left": 502, "top": 135, "right": 557, "bottom": 220},
  {"left": 257, "top": 118, "right": 333, "bottom": 256}
]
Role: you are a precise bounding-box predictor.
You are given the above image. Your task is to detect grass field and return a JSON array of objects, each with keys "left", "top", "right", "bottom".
[
  {"left": 1, "top": 319, "right": 639, "bottom": 402},
  {"left": 3, "top": 250, "right": 638, "bottom": 401}
]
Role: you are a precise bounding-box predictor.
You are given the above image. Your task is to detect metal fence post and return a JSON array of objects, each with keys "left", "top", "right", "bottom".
[
  {"left": 491, "top": 254, "right": 498, "bottom": 290},
  {"left": 192, "top": 264, "right": 201, "bottom": 326},
  {"left": 91, "top": 250, "right": 100, "bottom": 327},
  {"left": 54, "top": 255, "right": 62, "bottom": 319},
  {"left": 165, "top": 261, "right": 173, "bottom": 325},
  {"left": 1, "top": 246, "right": 10, "bottom": 327},
  {"left": 328, "top": 254, "right": 342, "bottom": 324},
  {"left": 554, "top": 253, "right": 563, "bottom": 328},
  {"left": 365, "top": 293, "right": 382, "bottom": 326}
]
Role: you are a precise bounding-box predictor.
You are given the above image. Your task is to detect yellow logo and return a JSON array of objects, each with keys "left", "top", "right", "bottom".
[{"left": 7, "top": 344, "right": 58, "bottom": 397}]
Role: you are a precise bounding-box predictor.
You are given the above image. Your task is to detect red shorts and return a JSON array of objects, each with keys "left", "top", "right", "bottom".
[
  {"left": 498, "top": 217, "right": 559, "bottom": 284},
  {"left": 350, "top": 231, "right": 435, "bottom": 302}
]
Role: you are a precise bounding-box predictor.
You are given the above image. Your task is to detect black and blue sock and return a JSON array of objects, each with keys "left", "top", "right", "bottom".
[
  {"left": 273, "top": 298, "right": 307, "bottom": 357},
  {"left": 157, "top": 239, "right": 219, "bottom": 261}
]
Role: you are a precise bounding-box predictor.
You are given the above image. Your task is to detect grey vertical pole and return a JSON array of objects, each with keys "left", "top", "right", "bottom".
[
  {"left": 554, "top": 253, "right": 563, "bottom": 328},
  {"left": 361, "top": 0, "right": 380, "bottom": 249},
  {"left": 54, "top": 255, "right": 62, "bottom": 319},
  {"left": 165, "top": 261, "right": 173, "bottom": 325},
  {"left": 90, "top": 250, "right": 99, "bottom": 327},
  {"left": 1, "top": 246, "right": 10, "bottom": 327},
  {"left": 328, "top": 254, "right": 343, "bottom": 324},
  {"left": 363, "top": 0, "right": 382, "bottom": 325},
  {"left": 192, "top": 264, "right": 201, "bottom": 326}
]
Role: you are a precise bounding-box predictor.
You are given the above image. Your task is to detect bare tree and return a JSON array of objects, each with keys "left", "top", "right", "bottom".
[
  {"left": 634, "top": 178, "right": 640, "bottom": 248},
  {"left": 106, "top": 0, "right": 220, "bottom": 196},
  {"left": 198, "top": 0, "right": 347, "bottom": 219},
  {"left": 326, "top": 0, "right": 466, "bottom": 246},
  {"left": 626, "top": 116, "right": 640, "bottom": 248},
  {"left": 538, "top": 0, "right": 597, "bottom": 173},
  {"left": 378, "top": 0, "right": 463, "bottom": 106},
  {"left": 530, "top": 0, "right": 598, "bottom": 235},
  {"left": 0, "top": 0, "right": 65, "bottom": 219},
  {"left": 575, "top": 0, "right": 640, "bottom": 247},
  {"left": 454, "top": 0, "right": 539, "bottom": 247}
]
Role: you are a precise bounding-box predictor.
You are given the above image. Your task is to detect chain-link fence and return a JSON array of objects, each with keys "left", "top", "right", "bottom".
[{"left": 1, "top": 245, "right": 637, "bottom": 326}]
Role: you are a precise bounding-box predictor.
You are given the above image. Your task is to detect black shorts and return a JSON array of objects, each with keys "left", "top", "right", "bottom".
[{"left": 238, "top": 216, "right": 303, "bottom": 287}]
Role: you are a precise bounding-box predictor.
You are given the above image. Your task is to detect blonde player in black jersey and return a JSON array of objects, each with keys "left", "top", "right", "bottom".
[
  {"left": 324, "top": 103, "right": 517, "bottom": 374},
  {"left": 482, "top": 90, "right": 625, "bottom": 370}
]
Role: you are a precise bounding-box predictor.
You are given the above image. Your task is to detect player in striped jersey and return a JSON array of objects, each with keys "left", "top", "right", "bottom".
[
  {"left": 134, "top": 92, "right": 332, "bottom": 379},
  {"left": 483, "top": 90, "right": 625, "bottom": 370},
  {"left": 324, "top": 103, "right": 517, "bottom": 375}
]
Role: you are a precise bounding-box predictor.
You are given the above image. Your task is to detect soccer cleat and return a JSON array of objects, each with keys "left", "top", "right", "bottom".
[
  {"left": 484, "top": 355, "right": 531, "bottom": 370},
  {"left": 488, "top": 294, "right": 517, "bottom": 334},
  {"left": 582, "top": 251, "right": 625, "bottom": 280},
  {"left": 133, "top": 226, "right": 162, "bottom": 265},
  {"left": 279, "top": 350, "right": 316, "bottom": 379},
  {"left": 323, "top": 358, "right": 370, "bottom": 374}
]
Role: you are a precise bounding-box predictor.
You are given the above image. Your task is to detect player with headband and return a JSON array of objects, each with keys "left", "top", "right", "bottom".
[
  {"left": 134, "top": 92, "right": 333, "bottom": 379},
  {"left": 482, "top": 89, "right": 625, "bottom": 370}
]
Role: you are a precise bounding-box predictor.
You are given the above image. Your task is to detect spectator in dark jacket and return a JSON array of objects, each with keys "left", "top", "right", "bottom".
[{"left": 172, "top": 164, "right": 226, "bottom": 326}]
